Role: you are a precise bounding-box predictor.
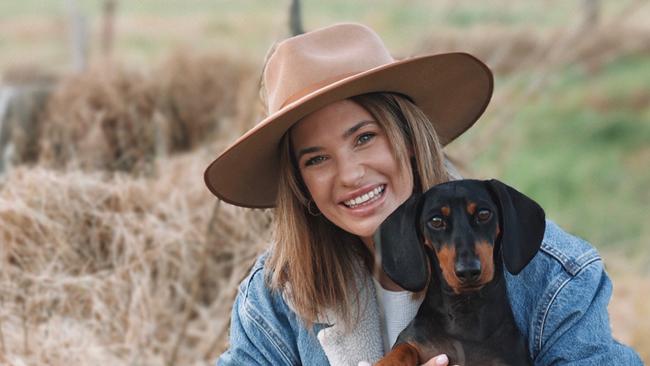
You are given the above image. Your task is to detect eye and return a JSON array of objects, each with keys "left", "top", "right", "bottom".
[
  {"left": 355, "top": 132, "right": 375, "bottom": 146},
  {"left": 477, "top": 209, "right": 492, "bottom": 223},
  {"left": 304, "top": 155, "right": 327, "bottom": 167},
  {"left": 428, "top": 216, "right": 446, "bottom": 230}
]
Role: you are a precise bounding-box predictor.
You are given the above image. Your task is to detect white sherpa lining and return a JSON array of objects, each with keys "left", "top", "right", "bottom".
[{"left": 315, "top": 269, "right": 385, "bottom": 366}]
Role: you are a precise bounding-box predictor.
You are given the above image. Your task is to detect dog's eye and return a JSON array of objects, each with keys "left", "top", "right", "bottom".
[
  {"left": 428, "top": 216, "right": 446, "bottom": 230},
  {"left": 477, "top": 209, "right": 492, "bottom": 223}
]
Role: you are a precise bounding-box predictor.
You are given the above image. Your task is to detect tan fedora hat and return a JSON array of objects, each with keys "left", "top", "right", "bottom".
[{"left": 204, "top": 23, "right": 493, "bottom": 208}]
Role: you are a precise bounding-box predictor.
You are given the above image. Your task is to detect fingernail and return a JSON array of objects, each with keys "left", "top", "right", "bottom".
[{"left": 435, "top": 354, "right": 449, "bottom": 366}]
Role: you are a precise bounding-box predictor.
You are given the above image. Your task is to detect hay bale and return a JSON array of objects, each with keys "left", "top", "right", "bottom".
[
  {"left": 37, "top": 63, "right": 156, "bottom": 173},
  {"left": 151, "top": 51, "right": 258, "bottom": 152},
  {"left": 37, "top": 54, "right": 258, "bottom": 173},
  {"left": 0, "top": 149, "right": 271, "bottom": 365}
]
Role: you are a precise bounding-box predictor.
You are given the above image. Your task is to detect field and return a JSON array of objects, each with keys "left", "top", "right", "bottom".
[{"left": 0, "top": 0, "right": 649, "bottom": 364}]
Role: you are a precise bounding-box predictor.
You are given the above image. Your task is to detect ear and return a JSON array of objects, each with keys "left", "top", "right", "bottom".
[
  {"left": 372, "top": 193, "right": 428, "bottom": 292},
  {"left": 486, "top": 179, "right": 546, "bottom": 275}
]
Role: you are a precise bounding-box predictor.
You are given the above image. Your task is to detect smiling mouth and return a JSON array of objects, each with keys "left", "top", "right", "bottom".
[{"left": 342, "top": 185, "right": 385, "bottom": 208}]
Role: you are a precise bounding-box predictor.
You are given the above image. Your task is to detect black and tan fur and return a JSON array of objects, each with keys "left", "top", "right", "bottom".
[{"left": 374, "top": 179, "right": 545, "bottom": 366}]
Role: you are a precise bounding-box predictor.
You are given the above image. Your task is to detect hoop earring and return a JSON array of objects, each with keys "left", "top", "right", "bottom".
[{"left": 307, "top": 200, "right": 321, "bottom": 216}]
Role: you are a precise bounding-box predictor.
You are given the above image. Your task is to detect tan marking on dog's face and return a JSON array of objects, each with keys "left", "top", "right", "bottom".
[
  {"left": 435, "top": 245, "right": 462, "bottom": 293},
  {"left": 441, "top": 205, "right": 451, "bottom": 217},
  {"left": 475, "top": 241, "right": 495, "bottom": 284},
  {"left": 466, "top": 202, "right": 477, "bottom": 215}
]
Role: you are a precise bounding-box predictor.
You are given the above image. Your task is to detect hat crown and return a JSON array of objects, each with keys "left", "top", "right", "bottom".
[{"left": 264, "top": 23, "right": 394, "bottom": 114}]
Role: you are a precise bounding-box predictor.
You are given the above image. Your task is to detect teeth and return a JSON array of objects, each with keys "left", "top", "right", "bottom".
[{"left": 344, "top": 185, "right": 385, "bottom": 208}]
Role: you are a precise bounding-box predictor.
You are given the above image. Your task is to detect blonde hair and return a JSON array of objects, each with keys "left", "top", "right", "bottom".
[{"left": 267, "top": 92, "right": 449, "bottom": 327}]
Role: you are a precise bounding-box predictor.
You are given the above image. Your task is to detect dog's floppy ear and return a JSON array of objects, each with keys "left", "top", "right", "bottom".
[
  {"left": 372, "top": 193, "right": 427, "bottom": 292},
  {"left": 486, "top": 179, "right": 546, "bottom": 275}
]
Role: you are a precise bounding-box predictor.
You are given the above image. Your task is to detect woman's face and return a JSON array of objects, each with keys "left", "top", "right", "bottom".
[{"left": 290, "top": 99, "right": 414, "bottom": 246}]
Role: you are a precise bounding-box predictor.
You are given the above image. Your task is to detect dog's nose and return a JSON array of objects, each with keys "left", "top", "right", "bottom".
[{"left": 455, "top": 259, "right": 482, "bottom": 283}]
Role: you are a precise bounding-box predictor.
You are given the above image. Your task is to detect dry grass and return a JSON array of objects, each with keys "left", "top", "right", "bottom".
[
  {"left": 1, "top": 157, "right": 647, "bottom": 364},
  {"left": 0, "top": 45, "right": 268, "bottom": 366},
  {"left": 605, "top": 255, "right": 650, "bottom": 363},
  {"left": 37, "top": 53, "right": 257, "bottom": 174},
  {"left": 150, "top": 51, "right": 259, "bottom": 153},
  {"left": 417, "top": 3, "right": 650, "bottom": 75},
  {"left": 418, "top": 22, "right": 650, "bottom": 75},
  {"left": 37, "top": 62, "right": 158, "bottom": 173},
  {"left": 0, "top": 149, "right": 272, "bottom": 365}
]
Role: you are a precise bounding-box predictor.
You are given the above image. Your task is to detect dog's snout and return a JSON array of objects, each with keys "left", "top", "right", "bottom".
[{"left": 455, "top": 259, "right": 482, "bottom": 283}]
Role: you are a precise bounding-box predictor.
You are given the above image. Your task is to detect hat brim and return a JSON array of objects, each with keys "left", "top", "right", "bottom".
[{"left": 205, "top": 52, "right": 493, "bottom": 208}]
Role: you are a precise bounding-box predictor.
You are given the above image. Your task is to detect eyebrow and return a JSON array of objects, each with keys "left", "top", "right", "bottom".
[
  {"left": 296, "top": 146, "right": 322, "bottom": 161},
  {"left": 295, "top": 120, "right": 377, "bottom": 161},
  {"left": 342, "top": 120, "right": 376, "bottom": 139}
]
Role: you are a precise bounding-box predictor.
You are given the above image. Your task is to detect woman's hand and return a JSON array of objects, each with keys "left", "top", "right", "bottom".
[
  {"left": 358, "top": 354, "right": 459, "bottom": 366},
  {"left": 421, "top": 354, "right": 459, "bottom": 366}
]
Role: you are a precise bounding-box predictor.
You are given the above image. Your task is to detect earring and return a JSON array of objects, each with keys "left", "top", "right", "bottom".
[{"left": 307, "top": 200, "right": 321, "bottom": 216}]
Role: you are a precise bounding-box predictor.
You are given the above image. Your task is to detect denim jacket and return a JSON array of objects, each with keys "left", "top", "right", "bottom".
[{"left": 217, "top": 221, "right": 643, "bottom": 365}]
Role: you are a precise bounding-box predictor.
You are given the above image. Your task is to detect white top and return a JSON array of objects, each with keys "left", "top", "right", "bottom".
[{"left": 373, "top": 278, "right": 424, "bottom": 352}]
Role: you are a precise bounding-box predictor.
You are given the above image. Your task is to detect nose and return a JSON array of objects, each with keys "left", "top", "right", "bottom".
[
  {"left": 455, "top": 258, "right": 482, "bottom": 283},
  {"left": 337, "top": 155, "right": 365, "bottom": 187}
]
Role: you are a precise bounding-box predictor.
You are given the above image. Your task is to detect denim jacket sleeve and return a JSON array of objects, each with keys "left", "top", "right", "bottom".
[
  {"left": 217, "top": 261, "right": 298, "bottom": 366},
  {"left": 216, "top": 256, "right": 328, "bottom": 366},
  {"left": 506, "top": 221, "right": 643, "bottom": 365}
]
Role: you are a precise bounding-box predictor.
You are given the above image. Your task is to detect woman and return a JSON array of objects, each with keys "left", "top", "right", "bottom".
[{"left": 205, "top": 23, "right": 642, "bottom": 365}]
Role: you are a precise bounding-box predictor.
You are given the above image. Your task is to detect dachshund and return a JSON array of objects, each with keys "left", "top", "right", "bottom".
[{"left": 373, "top": 179, "right": 545, "bottom": 365}]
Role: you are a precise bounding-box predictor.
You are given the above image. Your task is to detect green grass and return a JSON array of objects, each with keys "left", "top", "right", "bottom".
[{"left": 472, "top": 55, "right": 650, "bottom": 254}]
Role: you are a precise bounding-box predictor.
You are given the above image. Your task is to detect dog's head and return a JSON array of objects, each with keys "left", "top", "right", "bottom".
[{"left": 373, "top": 179, "right": 545, "bottom": 293}]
